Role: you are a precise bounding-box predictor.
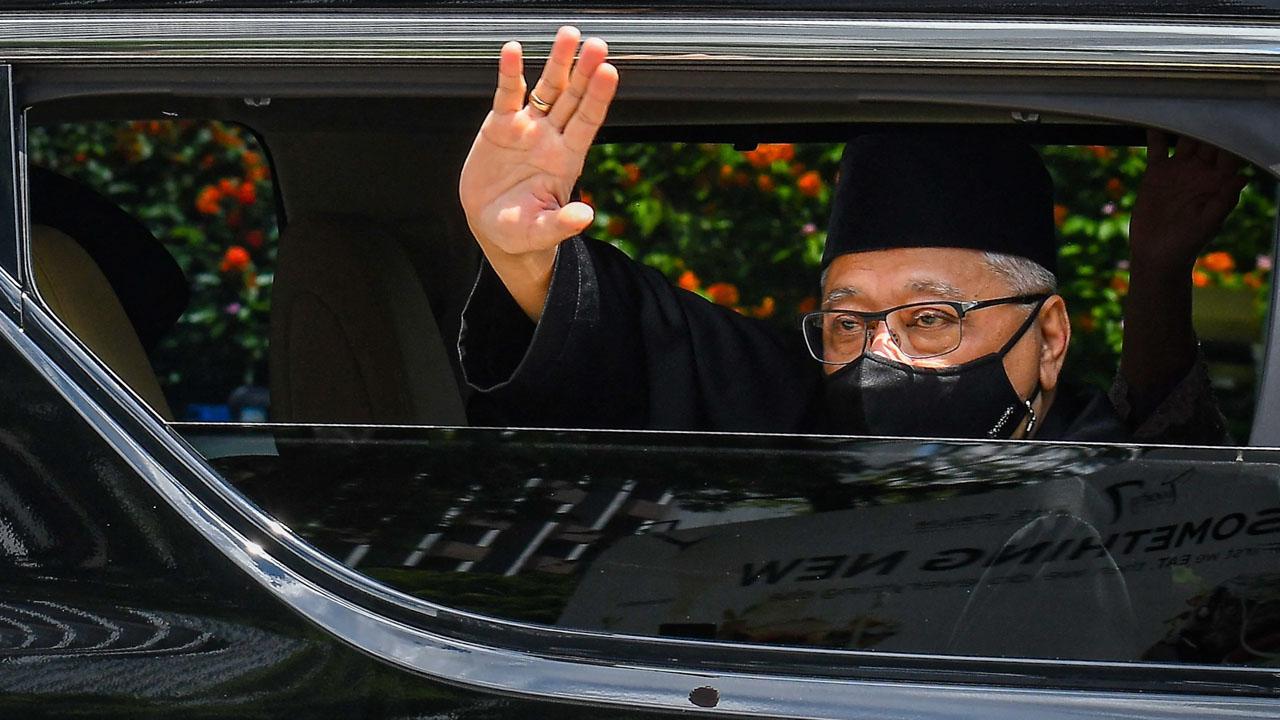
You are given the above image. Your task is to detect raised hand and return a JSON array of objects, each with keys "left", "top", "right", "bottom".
[
  {"left": 1130, "top": 130, "right": 1247, "bottom": 273},
  {"left": 1121, "top": 131, "right": 1247, "bottom": 423},
  {"left": 459, "top": 27, "right": 619, "bottom": 319}
]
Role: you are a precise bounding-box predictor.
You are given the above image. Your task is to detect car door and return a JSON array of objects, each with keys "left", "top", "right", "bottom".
[{"left": 3, "top": 6, "right": 1280, "bottom": 719}]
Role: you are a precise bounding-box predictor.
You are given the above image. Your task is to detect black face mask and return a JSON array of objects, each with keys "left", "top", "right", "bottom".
[{"left": 823, "top": 300, "right": 1045, "bottom": 440}]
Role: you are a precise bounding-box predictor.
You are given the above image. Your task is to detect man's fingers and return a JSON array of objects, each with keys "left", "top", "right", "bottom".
[
  {"left": 1174, "top": 134, "right": 1199, "bottom": 162},
  {"left": 558, "top": 202, "right": 596, "bottom": 235},
  {"left": 494, "top": 41, "right": 526, "bottom": 113},
  {"left": 1146, "top": 129, "right": 1169, "bottom": 166},
  {"left": 548, "top": 38, "right": 609, "bottom": 131},
  {"left": 531, "top": 202, "right": 595, "bottom": 247},
  {"left": 1213, "top": 147, "right": 1246, "bottom": 176},
  {"left": 563, "top": 62, "right": 619, "bottom": 153},
  {"left": 1194, "top": 140, "right": 1217, "bottom": 163},
  {"left": 527, "top": 26, "right": 580, "bottom": 114}
]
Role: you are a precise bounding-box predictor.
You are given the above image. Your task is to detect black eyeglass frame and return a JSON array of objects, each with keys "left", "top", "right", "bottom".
[{"left": 800, "top": 293, "right": 1051, "bottom": 365}]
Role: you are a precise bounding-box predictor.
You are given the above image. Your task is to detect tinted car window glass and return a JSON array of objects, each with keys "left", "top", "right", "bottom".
[{"left": 186, "top": 423, "right": 1280, "bottom": 665}]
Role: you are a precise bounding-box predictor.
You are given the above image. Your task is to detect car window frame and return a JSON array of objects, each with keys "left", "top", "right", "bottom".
[
  {"left": 0, "top": 64, "right": 20, "bottom": 319},
  {"left": 9, "top": 12, "right": 1280, "bottom": 715}
]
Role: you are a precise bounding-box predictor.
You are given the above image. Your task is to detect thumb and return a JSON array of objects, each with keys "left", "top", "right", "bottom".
[
  {"left": 556, "top": 201, "right": 596, "bottom": 236},
  {"left": 529, "top": 201, "right": 595, "bottom": 249}
]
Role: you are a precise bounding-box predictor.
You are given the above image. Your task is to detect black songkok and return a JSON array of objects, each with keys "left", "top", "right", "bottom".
[{"left": 821, "top": 132, "right": 1058, "bottom": 279}]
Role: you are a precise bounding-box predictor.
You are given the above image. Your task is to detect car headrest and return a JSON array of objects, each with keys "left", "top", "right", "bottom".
[{"left": 29, "top": 166, "right": 189, "bottom": 350}]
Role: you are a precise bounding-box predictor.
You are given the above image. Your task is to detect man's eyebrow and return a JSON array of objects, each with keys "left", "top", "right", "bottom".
[
  {"left": 908, "top": 279, "right": 965, "bottom": 299},
  {"left": 823, "top": 286, "right": 858, "bottom": 306}
]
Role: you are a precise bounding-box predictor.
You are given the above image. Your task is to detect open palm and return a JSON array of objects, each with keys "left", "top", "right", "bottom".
[{"left": 460, "top": 27, "right": 618, "bottom": 259}]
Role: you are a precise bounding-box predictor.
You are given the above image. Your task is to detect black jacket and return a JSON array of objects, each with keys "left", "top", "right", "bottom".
[{"left": 460, "top": 236, "right": 1129, "bottom": 441}]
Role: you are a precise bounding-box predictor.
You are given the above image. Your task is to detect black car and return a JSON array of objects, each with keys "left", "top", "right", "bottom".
[{"left": 3, "top": 1, "right": 1280, "bottom": 718}]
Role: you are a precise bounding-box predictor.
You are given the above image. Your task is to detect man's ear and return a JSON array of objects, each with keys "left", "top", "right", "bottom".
[{"left": 1037, "top": 295, "right": 1071, "bottom": 392}]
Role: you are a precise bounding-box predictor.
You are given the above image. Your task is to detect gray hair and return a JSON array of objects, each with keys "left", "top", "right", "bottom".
[
  {"left": 818, "top": 249, "right": 1057, "bottom": 298},
  {"left": 981, "top": 251, "right": 1057, "bottom": 296}
]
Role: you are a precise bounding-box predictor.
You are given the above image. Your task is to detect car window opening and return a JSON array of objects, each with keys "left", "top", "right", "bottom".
[
  {"left": 22, "top": 101, "right": 1280, "bottom": 674},
  {"left": 23, "top": 119, "right": 1275, "bottom": 442}
]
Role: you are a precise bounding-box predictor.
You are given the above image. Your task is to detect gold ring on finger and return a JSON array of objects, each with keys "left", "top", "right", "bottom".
[{"left": 528, "top": 91, "right": 553, "bottom": 113}]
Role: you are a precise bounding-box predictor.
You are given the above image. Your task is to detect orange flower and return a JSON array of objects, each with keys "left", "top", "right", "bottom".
[
  {"left": 1201, "top": 251, "right": 1235, "bottom": 273},
  {"left": 245, "top": 229, "right": 265, "bottom": 249},
  {"left": 1053, "top": 204, "right": 1069, "bottom": 228},
  {"left": 1192, "top": 269, "right": 1211, "bottom": 287},
  {"left": 1074, "top": 313, "right": 1097, "bottom": 333},
  {"left": 797, "top": 170, "right": 824, "bottom": 198},
  {"left": 796, "top": 296, "right": 818, "bottom": 315},
  {"left": 241, "top": 150, "right": 262, "bottom": 169},
  {"left": 706, "top": 282, "right": 740, "bottom": 306},
  {"left": 247, "top": 164, "right": 270, "bottom": 182},
  {"left": 212, "top": 124, "right": 245, "bottom": 148},
  {"left": 1244, "top": 272, "right": 1264, "bottom": 290},
  {"left": 1087, "top": 145, "right": 1112, "bottom": 160},
  {"left": 678, "top": 270, "right": 701, "bottom": 291},
  {"left": 719, "top": 164, "right": 734, "bottom": 184},
  {"left": 1109, "top": 274, "right": 1129, "bottom": 294},
  {"left": 752, "top": 296, "right": 777, "bottom": 319},
  {"left": 237, "top": 181, "right": 257, "bottom": 205},
  {"left": 756, "top": 174, "right": 776, "bottom": 193},
  {"left": 605, "top": 216, "right": 628, "bottom": 236},
  {"left": 195, "top": 186, "right": 222, "bottom": 215},
  {"left": 1105, "top": 177, "right": 1125, "bottom": 200},
  {"left": 621, "top": 162, "right": 641, "bottom": 187},
  {"left": 743, "top": 143, "right": 795, "bottom": 168},
  {"left": 579, "top": 190, "right": 594, "bottom": 207},
  {"left": 219, "top": 245, "right": 251, "bottom": 273},
  {"left": 218, "top": 178, "right": 239, "bottom": 195}
]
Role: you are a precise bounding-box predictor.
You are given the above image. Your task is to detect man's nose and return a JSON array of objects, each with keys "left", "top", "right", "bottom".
[{"left": 866, "top": 322, "right": 912, "bottom": 363}]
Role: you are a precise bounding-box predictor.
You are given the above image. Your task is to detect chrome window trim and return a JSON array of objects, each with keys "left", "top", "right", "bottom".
[
  {"left": 10, "top": 295, "right": 1280, "bottom": 716},
  {"left": 0, "top": 64, "right": 18, "bottom": 289},
  {"left": 0, "top": 12, "right": 1279, "bottom": 73}
]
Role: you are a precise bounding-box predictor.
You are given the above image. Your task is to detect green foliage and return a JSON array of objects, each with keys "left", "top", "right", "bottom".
[
  {"left": 582, "top": 142, "right": 838, "bottom": 320},
  {"left": 29, "top": 120, "right": 278, "bottom": 413}
]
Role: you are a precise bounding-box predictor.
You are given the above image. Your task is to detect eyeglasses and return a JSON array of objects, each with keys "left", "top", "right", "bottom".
[{"left": 800, "top": 294, "right": 1049, "bottom": 365}]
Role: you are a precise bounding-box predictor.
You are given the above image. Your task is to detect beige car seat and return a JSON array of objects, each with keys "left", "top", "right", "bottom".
[
  {"left": 269, "top": 215, "right": 465, "bottom": 425},
  {"left": 32, "top": 224, "right": 175, "bottom": 420}
]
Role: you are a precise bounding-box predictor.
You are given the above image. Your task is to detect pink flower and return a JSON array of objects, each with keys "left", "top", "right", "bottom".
[
  {"left": 801, "top": 223, "right": 818, "bottom": 235},
  {"left": 224, "top": 302, "right": 242, "bottom": 315},
  {"left": 1258, "top": 254, "right": 1273, "bottom": 272}
]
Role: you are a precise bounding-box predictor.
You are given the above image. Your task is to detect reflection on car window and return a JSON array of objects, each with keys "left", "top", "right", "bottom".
[
  {"left": 187, "top": 424, "right": 1280, "bottom": 665},
  {"left": 28, "top": 120, "right": 277, "bottom": 422}
]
